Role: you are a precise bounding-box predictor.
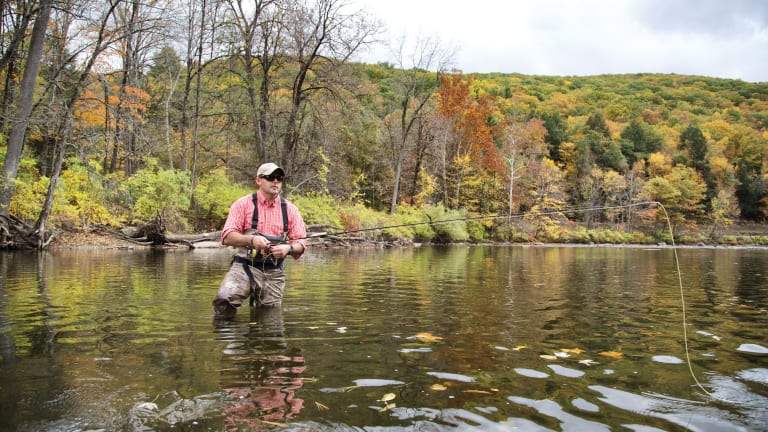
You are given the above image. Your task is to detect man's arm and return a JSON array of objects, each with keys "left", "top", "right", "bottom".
[{"left": 222, "top": 231, "right": 271, "bottom": 250}]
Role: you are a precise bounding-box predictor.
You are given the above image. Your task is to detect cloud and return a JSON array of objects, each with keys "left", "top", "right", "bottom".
[
  {"left": 632, "top": 0, "right": 768, "bottom": 36},
  {"left": 354, "top": 0, "right": 768, "bottom": 82}
]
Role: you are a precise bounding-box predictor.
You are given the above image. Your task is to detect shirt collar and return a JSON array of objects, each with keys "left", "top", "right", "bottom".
[{"left": 257, "top": 191, "right": 278, "bottom": 207}]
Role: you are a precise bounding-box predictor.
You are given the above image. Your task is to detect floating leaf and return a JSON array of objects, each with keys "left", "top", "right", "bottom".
[
  {"left": 599, "top": 351, "right": 624, "bottom": 359},
  {"left": 378, "top": 402, "right": 396, "bottom": 412},
  {"left": 430, "top": 383, "right": 447, "bottom": 391},
  {"left": 578, "top": 359, "right": 599, "bottom": 366},
  {"left": 315, "top": 401, "right": 329, "bottom": 411},
  {"left": 539, "top": 354, "right": 558, "bottom": 360},
  {"left": 561, "top": 348, "right": 585, "bottom": 354},
  {"left": 462, "top": 389, "right": 492, "bottom": 394},
  {"left": 512, "top": 345, "right": 529, "bottom": 351},
  {"left": 412, "top": 332, "right": 443, "bottom": 343},
  {"left": 335, "top": 327, "right": 348, "bottom": 333},
  {"left": 377, "top": 392, "right": 396, "bottom": 402},
  {"left": 261, "top": 420, "right": 288, "bottom": 427},
  {"left": 554, "top": 351, "right": 571, "bottom": 358}
]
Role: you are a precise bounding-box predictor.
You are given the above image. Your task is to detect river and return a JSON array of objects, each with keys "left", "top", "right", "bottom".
[{"left": 0, "top": 245, "right": 766, "bottom": 431}]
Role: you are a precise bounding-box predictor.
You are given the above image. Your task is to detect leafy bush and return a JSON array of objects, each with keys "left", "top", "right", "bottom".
[
  {"left": 54, "top": 162, "right": 114, "bottom": 228},
  {"left": 288, "top": 192, "right": 343, "bottom": 229},
  {"left": 10, "top": 176, "right": 47, "bottom": 222},
  {"left": 122, "top": 161, "right": 191, "bottom": 230},
  {"left": 393, "top": 204, "right": 435, "bottom": 241},
  {"left": 422, "top": 204, "right": 469, "bottom": 242},
  {"left": 493, "top": 224, "right": 532, "bottom": 242},
  {"left": 7, "top": 149, "right": 47, "bottom": 222},
  {"left": 193, "top": 168, "right": 251, "bottom": 229}
]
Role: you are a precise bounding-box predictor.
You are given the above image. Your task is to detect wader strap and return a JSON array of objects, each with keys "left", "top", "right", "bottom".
[
  {"left": 232, "top": 256, "right": 259, "bottom": 307},
  {"left": 251, "top": 193, "right": 289, "bottom": 236}
]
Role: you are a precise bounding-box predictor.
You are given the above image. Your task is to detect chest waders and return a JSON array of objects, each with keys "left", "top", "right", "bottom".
[{"left": 232, "top": 193, "right": 289, "bottom": 306}]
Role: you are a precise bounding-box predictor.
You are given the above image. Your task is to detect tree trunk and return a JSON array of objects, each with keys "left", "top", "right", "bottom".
[
  {"left": 34, "top": 0, "right": 123, "bottom": 249},
  {"left": 0, "top": 0, "right": 52, "bottom": 217}
]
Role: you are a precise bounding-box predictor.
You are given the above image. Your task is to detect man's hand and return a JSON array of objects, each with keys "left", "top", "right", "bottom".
[
  {"left": 269, "top": 243, "right": 291, "bottom": 259},
  {"left": 251, "top": 234, "right": 271, "bottom": 250}
]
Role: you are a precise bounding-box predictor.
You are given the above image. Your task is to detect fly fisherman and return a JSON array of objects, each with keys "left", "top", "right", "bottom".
[{"left": 213, "top": 163, "right": 306, "bottom": 320}]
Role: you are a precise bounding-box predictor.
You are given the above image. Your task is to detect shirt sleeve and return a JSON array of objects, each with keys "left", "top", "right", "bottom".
[
  {"left": 285, "top": 200, "right": 307, "bottom": 259},
  {"left": 221, "top": 195, "right": 252, "bottom": 242}
]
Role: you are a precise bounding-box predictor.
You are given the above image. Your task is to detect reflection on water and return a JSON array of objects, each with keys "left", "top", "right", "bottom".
[
  {"left": 0, "top": 245, "right": 766, "bottom": 431},
  {"left": 216, "top": 307, "right": 306, "bottom": 429}
]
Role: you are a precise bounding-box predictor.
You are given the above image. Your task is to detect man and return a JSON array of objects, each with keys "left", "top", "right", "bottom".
[{"left": 213, "top": 162, "right": 306, "bottom": 319}]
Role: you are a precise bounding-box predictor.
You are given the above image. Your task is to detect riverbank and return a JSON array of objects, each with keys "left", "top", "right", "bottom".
[{"left": 47, "top": 228, "right": 768, "bottom": 250}]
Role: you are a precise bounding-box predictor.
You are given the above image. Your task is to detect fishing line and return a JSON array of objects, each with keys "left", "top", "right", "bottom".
[
  {"left": 297, "top": 201, "right": 659, "bottom": 240},
  {"left": 655, "top": 203, "right": 732, "bottom": 405},
  {"left": 295, "top": 201, "right": 724, "bottom": 402}
]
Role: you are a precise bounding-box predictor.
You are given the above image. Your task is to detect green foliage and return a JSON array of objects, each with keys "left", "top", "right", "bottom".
[
  {"left": 54, "top": 161, "right": 114, "bottom": 227},
  {"left": 288, "top": 192, "right": 343, "bottom": 229},
  {"left": 537, "top": 111, "right": 568, "bottom": 161},
  {"left": 193, "top": 169, "right": 251, "bottom": 229},
  {"left": 578, "top": 132, "right": 628, "bottom": 172},
  {"left": 493, "top": 224, "right": 533, "bottom": 242},
  {"left": 586, "top": 112, "right": 610, "bottom": 137},
  {"left": 122, "top": 161, "right": 191, "bottom": 230},
  {"left": 10, "top": 175, "right": 47, "bottom": 222},
  {"left": 620, "top": 119, "right": 663, "bottom": 164},
  {"left": 393, "top": 204, "right": 435, "bottom": 241},
  {"left": 421, "top": 203, "right": 469, "bottom": 242}
]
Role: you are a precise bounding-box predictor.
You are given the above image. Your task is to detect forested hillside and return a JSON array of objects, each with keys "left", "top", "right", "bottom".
[{"left": 1, "top": 0, "right": 766, "bottom": 248}]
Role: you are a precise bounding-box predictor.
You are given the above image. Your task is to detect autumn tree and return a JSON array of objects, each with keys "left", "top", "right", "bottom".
[
  {"left": 620, "top": 119, "right": 662, "bottom": 165},
  {"left": 0, "top": 0, "right": 36, "bottom": 132},
  {"left": 679, "top": 125, "right": 716, "bottom": 208},
  {"left": 537, "top": 110, "right": 568, "bottom": 162},
  {"left": 501, "top": 116, "right": 547, "bottom": 215},
  {"left": 436, "top": 74, "right": 504, "bottom": 212},
  {"left": 105, "top": 0, "right": 170, "bottom": 177},
  {"left": 222, "top": 0, "right": 281, "bottom": 168},
  {"left": 642, "top": 165, "right": 707, "bottom": 232},
  {"left": 525, "top": 157, "right": 567, "bottom": 237},
  {"left": 146, "top": 46, "right": 183, "bottom": 169},
  {"left": 383, "top": 34, "right": 451, "bottom": 212},
  {"left": 585, "top": 112, "right": 610, "bottom": 137},
  {"left": 0, "top": 0, "right": 52, "bottom": 225},
  {"left": 280, "top": 0, "right": 379, "bottom": 181}
]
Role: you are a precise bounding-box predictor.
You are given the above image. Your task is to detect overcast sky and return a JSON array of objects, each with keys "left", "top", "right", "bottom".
[{"left": 354, "top": 0, "right": 768, "bottom": 83}]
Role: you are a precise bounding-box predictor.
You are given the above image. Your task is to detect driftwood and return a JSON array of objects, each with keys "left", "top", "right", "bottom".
[
  {"left": 1, "top": 215, "right": 405, "bottom": 250},
  {"left": 0, "top": 214, "right": 48, "bottom": 249}
]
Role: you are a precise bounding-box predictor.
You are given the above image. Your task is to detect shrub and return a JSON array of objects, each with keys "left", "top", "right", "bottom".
[
  {"left": 422, "top": 204, "right": 469, "bottom": 242},
  {"left": 194, "top": 169, "right": 250, "bottom": 230},
  {"left": 54, "top": 162, "right": 114, "bottom": 228},
  {"left": 393, "top": 204, "right": 435, "bottom": 241},
  {"left": 288, "top": 192, "right": 343, "bottom": 230},
  {"left": 122, "top": 161, "right": 191, "bottom": 230}
]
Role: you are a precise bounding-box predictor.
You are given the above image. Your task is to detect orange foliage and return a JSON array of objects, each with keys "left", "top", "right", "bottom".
[{"left": 437, "top": 74, "right": 505, "bottom": 174}]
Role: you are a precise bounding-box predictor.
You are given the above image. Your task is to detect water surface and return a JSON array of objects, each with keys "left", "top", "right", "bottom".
[{"left": 0, "top": 245, "right": 766, "bottom": 431}]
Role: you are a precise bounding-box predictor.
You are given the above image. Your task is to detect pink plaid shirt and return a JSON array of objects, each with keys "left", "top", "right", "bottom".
[{"left": 221, "top": 192, "right": 306, "bottom": 257}]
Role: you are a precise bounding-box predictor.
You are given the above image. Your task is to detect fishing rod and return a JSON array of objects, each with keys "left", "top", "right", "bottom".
[{"left": 292, "top": 201, "right": 664, "bottom": 241}]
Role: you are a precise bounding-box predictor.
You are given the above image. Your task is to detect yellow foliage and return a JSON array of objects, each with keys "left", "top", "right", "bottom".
[
  {"left": 413, "top": 166, "right": 436, "bottom": 207},
  {"left": 413, "top": 332, "right": 443, "bottom": 343},
  {"left": 646, "top": 152, "right": 672, "bottom": 177},
  {"left": 598, "top": 351, "right": 624, "bottom": 359}
]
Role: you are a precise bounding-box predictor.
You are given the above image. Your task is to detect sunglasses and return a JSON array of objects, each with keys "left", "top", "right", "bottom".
[{"left": 260, "top": 174, "right": 284, "bottom": 182}]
